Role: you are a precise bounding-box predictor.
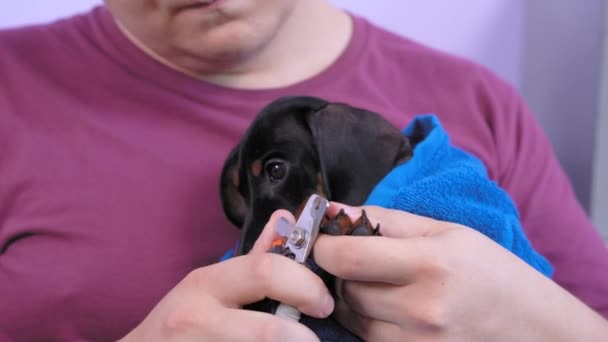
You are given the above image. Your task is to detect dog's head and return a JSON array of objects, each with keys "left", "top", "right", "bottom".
[{"left": 220, "top": 96, "right": 412, "bottom": 255}]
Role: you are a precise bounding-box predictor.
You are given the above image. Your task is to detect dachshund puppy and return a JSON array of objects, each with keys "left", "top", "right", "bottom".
[{"left": 220, "top": 96, "right": 412, "bottom": 256}]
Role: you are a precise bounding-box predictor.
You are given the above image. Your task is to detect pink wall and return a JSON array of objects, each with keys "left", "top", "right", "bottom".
[{"left": 0, "top": 1, "right": 101, "bottom": 29}]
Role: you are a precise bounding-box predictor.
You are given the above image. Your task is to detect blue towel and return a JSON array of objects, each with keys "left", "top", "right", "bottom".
[
  {"left": 366, "top": 115, "right": 553, "bottom": 277},
  {"left": 221, "top": 114, "right": 553, "bottom": 341}
]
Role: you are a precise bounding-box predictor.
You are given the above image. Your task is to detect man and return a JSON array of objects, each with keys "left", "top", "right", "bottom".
[{"left": 0, "top": 0, "right": 607, "bottom": 340}]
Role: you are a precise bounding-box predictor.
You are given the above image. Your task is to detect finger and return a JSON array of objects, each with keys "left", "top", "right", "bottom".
[
  {"left": 335, "top": 280, "right": 400, "bottom": 324},
  {"left": 333, "top": 299, "right": 401, "bottom": 341},
  {"left": 197, "top": 253, "right": 334, "bottom": 318},
  {"left": 336, "top": 276, "right": 458, "bottom": 336},
  {"left": 250, "top": 209, "right": 296, "bottom": 255},
  {"left": 206, "top": 308, "right": 320, "bottom": 342},
  {"left": 327, "top": 202, "right": 452, "bottom": 238},
  {"left": 336, "top": 279, "right": 437, "bottom": 327},
  {"left": 313, "top": 234, "right": 440, "bottom": 284}
]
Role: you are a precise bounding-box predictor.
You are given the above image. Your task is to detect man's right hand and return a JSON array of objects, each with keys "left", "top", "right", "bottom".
[{"left": 120, "top": 210, "right": 333, "bottom": 342}]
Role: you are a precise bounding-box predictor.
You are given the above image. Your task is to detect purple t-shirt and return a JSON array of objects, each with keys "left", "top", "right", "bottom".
[{"left": 1, "top": 6, "right": 606, "bottom": 341}]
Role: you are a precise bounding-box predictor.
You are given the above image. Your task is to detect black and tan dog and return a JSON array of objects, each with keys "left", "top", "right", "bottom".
[{"left": 220, "top": 96, "right": 413, "bottom": 255}]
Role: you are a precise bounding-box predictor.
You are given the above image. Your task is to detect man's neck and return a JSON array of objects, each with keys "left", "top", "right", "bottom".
[{"left": 115, "top": 1, "right": 352, "bottom": 89}]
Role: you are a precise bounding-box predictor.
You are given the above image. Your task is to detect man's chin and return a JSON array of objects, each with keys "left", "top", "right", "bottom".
[{"left": 162, "top": 38, "right": 258, "bottom": 75}]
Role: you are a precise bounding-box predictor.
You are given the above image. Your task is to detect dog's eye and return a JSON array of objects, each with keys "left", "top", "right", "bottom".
[{"left": 264, "top": 160, "right": 287, "bottom": 183}]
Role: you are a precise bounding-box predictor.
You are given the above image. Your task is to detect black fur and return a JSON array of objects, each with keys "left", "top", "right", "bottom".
[{"left": 220, "top": 96, "right": 412, "bottom": 255}]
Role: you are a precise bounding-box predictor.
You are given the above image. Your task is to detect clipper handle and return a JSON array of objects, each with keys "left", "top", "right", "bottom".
[{"left": 274, "top": 303, "right": 301, "bottom": 321}]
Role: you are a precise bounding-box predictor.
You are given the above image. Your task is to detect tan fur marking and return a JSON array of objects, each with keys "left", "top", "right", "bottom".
[
  {"left": 251, "top": 159, "right": 262, "bottom": 177},
  {"left": 231, "top": 169, "right": 240, "bottom": 187}
]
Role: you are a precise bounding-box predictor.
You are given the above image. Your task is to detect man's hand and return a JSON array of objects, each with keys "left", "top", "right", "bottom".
[
  {"left": 121, "top": 210, "right": 333, "bottom": 342},
  {"left": 313, "top": 203, "right": 608, "bottom": 341}
]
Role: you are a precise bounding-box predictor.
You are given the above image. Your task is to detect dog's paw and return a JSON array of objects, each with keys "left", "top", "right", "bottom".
[
  {"left": 321, "top": 209, "right": 381, "bottom": 236},
  {"left": 350, "top": 210, "right": 381, "bottom": 236},
  {"left": 320, "top": 209, "right": 352, "bottom": 235}
]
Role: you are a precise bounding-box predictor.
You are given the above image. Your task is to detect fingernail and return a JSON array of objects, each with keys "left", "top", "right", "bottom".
[{"left": 320, "top": 293, "right": 335, "bottom": 317}]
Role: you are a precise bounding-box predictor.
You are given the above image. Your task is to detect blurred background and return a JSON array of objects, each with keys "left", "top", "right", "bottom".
[{"left": 1, "top": 0, "right": 606, "bottom": 240}]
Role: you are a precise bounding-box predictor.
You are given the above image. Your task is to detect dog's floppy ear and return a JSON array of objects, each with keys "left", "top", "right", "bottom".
[
  {"left": 219, "top": 96, "right": 329, "bottom": 230},
  {"left": 306, "top": 104, "right": 412, "bottom": 205},
  {"left": 220, "top": 144, "right": 248, "bottom": 229}
]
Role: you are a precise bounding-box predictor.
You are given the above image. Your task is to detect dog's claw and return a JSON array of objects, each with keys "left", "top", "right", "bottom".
[
  {"left": 321, "top": 208, "right": 353, "bottom": 235},
  {"left": 320, "top": 208, "right": 381, "bottom": 237},
  {"left": 372, "top": 223, "right": 381, "bottom": 236}
]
